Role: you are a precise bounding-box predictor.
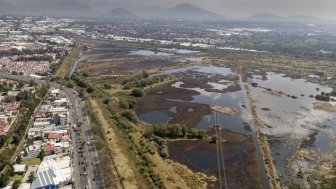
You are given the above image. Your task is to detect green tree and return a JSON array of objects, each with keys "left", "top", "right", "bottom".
[
  {"left": 38, "top": 149, "right": 45, "bottom": 160},
  {"left": 29, "top": 80, "right": 36, "bottom": 86},
  {"left": 86, "top": 86, "right": 94, "bottom": 93},
  {"left": 16, "top": 155, "right": 22, "bottom": 164},
  {"left": 121, "top": 110, "right": 138, "bottom": 122},
  {"left": 0, "top": 172, "right": 10, "bottom": 187},
  {"left": 12, "top": 179, "right": 21, "bottom": 189},
  {"left": 28, "top": 172, "right": 35, "bottom": 183},
  {"left": 119, "top": 99, "right": 129, "bottom": 109}
]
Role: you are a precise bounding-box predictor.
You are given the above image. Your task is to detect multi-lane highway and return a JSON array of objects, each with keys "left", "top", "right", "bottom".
[{"left": 63, "top": 86, "right": 103, "bottom": 189}]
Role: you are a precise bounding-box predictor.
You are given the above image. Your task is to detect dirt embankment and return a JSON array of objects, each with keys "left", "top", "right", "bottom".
[
  {"left": 211, "top": 105, "right": 239, "bottom": 116},
  {"left": 313, "top": 101, "right": 335, "bottom": 112},
  {"left": 132, "top": 133, "right": 213, "bottom": 189},
  {"left": 88, "top": 99, "right": 146, "bottom": 189},
  {"left": 245, "top": 85, "right": 281, "bottom": 189}
]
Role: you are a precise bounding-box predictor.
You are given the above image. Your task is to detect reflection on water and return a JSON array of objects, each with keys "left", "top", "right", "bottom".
[
  {"left": 138, "top": 64, "right": 336, "bottom": 188},
  {"left": 129, "top": 50, "right": 173, "bottom": 56},
  {"left": 138, "top": 111, "right": 171, "bottom": 124},
  {"left": 159, "top": 48, "right": 200, "bottom": 54},
  {"left": 151, "top": 65, "right": 233, "bottom": 77},
  {"left": 249, "top": 71, "right": 336, "bottom": 180}
]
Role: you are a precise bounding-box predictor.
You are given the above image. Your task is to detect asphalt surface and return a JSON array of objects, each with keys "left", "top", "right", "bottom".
[
  {"left": 0, "top": 72, "right": 103, "bottom": 189},
  {"left": 53, "top": 83, "right": 103, "bottom": 189}
]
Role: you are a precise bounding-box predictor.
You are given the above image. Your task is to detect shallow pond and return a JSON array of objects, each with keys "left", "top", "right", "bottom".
[
  {"left": 138, "top": 65, "right": 267, "bottom": 188},
  {"left": 129, "top": 50, "right": 173, "bottom": 56},
  {"left": 137, "top": 65, "right": 336, "bottom": 188},
  {"left": 138, "top": 111, "right": 171, "bottom": 124},
  {"left": 248, "top": 71, "right": 336, "bottom": 181}
]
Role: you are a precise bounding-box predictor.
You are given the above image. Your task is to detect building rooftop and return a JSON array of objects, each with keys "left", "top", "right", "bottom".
[
  {"left": 30, "top": 155, "right": 72, "bottom": 189},
  {"left": 13, "top": 164, "right": 27, "bottom": 173}
]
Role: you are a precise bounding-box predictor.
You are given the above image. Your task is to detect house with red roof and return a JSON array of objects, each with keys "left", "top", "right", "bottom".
[{"left": 0, "top": 119, "right": 9, "bottom": 135}]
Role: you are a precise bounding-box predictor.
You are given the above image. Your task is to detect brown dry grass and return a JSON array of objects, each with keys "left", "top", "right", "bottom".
[
  {"left": 88, "top": 99, "right": 143, "bottom": 189},
  {"left": 56, "top": 39, "right": 83, "bottom": 78},
  {"left": 211, "top": 105, "right": 239, "bottom": 116},
  {"left": 132, "top": 132, "right": 212, "bottom": 189},
  {"left": 313, "top": 101, "right": 335, "bottom": 112}
]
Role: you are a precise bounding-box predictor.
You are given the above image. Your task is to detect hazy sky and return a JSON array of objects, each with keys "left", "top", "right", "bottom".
[{"left": 85, "top": 0, "right": 336, "bottom": 19}]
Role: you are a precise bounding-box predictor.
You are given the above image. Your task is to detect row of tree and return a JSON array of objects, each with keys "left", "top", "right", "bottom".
[
  {"left": 16, "top": 55, "right": 53, "bottom": 62},
  {"left": 149, "top": 124, "right": 206, "bottom": 139},
  {"left": 71, "top": 74, "right": 94, "bottom": 93},
  {"left": 123, "top": 77, "right": 163, "bottom": 90}
]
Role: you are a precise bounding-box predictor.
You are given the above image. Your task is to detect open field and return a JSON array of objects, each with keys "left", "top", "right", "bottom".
[
  {"left": 87, "top": 98, "right": 145, "bottom": 189},
  {"left": 21, "top": 158, "right": 41, "bottom": 166},
  {"left": 79, "top": 40, "right": 205, "bottom": 76}
]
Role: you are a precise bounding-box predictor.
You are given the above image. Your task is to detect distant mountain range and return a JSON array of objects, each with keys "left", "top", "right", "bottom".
[
  {"left": 101, "top": 8, "right": 137, "bottom": 19},
  {"left": 0, "top": 0, "right": 323, "bottom": 22},
  {"left": 101, "top": 3, "right": 224, "bottom": 20},
  {"left": 0, "top": 0, "right": 94, "bottom": 16},
  {"left": 161, "top": 3, "right": 223, "bottom": 20},
  {"left": 247, "top": 13, "right": 320, "bottom": 22}
]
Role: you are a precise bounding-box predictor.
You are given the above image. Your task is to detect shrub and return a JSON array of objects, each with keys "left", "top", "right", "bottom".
[
  {"left": 119, "top": 99, "right": 129, "bottom": 109},
  {"left": 146, "top": 142, "right": 156, "bottom": 155},
  {"left": 159, "top": 145, "right": 169, "bottom": 157},
  {"left": 28, "top": 172, "right": 35, "bottom": 183},
  {"left": 12, "top": 180, "right": 21, "bottom": 189},
  {"left": 103, "top": 83, "right": 111, "bottom": 89},
  {"left": 131, "top": 88, "right": 145, "bottom": 97},
  {"left": 127, "top": 99, "right": 137, "bottom": 109},
  {"left": 103, "top": 99, "right": 109, "bottom": 104},
  {"left": 66, "top": 82, "right": 74, "bottom": 88},
  {"left": 121, "top": 111, "right": 138, "bottom": 123}
]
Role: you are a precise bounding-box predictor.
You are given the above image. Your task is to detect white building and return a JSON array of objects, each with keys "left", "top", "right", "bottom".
[
  {"left": 30, "top": 155, "right": 72, "bottom": 189},
  {"left": 50, "top": 88, "right": 60, "bottom": 97},
  {"left": 13, "top": 164, "right": 27, "bottom": 173}
]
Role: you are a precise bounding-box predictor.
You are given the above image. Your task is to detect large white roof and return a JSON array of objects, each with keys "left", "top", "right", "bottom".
[{"left": 30, "top": 155, "right": 72, "bottom": 189}]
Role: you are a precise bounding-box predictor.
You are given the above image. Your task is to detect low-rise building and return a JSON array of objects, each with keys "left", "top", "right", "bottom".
[
  {"left": 13, "top": 164, "right": 28, "bottom": 174},
  {"left": 30, "top": 155, "right": 72, "bottom": 189}
]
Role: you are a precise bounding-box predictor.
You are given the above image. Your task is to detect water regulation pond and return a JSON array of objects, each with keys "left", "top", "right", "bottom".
[{"left": 136, "top": 65, "right": 336, "bottom": 188}]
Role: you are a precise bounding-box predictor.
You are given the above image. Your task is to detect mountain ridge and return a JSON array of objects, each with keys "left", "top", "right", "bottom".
[{"left": 101, "top": 8, "right": 137, "bottom": 19}]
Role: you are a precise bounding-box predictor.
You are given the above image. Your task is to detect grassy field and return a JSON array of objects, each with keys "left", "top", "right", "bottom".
[
  {"left": 87, "top": 98, "right": 146, "bottom": 189},
  {"left": 11, "top": 174, "right": 24, "bottom": 182},
  {"left": 21, "top": 158, "right": 41, "bottom": 165}
]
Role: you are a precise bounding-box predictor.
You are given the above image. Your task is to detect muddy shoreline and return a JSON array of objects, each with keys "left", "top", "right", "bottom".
[
  {"left": 168, "top": 128, "right": 260, "bottom": 189},
  {"left": 135, "top": 81, "right": 212, "bottom": 127}
]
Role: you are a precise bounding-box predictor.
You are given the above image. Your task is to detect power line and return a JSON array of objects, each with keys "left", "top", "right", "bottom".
[
  {"left": 211, "top": 68, "right": 223, "bottom": 189},
  {"left": 217, "top": 112, "right": 228, "bottom": 189}
]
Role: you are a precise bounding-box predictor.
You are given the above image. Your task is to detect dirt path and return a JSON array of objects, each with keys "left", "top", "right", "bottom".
[{"left": 245, "top": 85, "right": 281, "bottom": 189}]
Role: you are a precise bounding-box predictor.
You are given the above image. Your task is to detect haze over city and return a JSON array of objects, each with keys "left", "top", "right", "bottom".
[{"left": 1, "top": 0, "right": 336, "bottom": 20}]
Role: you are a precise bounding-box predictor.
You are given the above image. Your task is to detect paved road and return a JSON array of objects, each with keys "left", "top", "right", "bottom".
[{"left": 59, "top": 85, "right": 104, "bottom": 189}]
